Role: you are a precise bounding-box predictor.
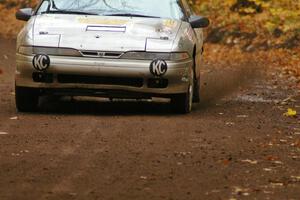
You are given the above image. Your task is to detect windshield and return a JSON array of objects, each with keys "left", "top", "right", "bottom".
[{"left": 39, "top": 0, "right": 185, "bottom": 20}]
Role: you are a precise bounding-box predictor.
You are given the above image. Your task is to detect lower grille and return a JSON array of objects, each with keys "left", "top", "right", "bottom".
[
  {"left": 32, "top": 72, "right": 53, "bottom": 83},
  {"left": 147, "top": 78, "right": 168, "bottom": 88},
  {"left": 57, "top": 74, "right": 143, "bottom": 87}
]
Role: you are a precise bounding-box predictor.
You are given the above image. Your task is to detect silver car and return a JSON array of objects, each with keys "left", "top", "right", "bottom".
[{"left": 15, "top": 0, "right": 209, "bottom": 113}]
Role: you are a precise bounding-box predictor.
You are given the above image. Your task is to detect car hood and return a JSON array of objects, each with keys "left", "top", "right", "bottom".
[{"left": 33, "top": 14, "right": 182, "bottom": 52}]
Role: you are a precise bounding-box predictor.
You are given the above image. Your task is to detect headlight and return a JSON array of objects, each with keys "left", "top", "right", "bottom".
[
  {"left": 18, "top": 46, "right": 81, "bottom": 57},
  {"left": 120, "top": 52, "right": 190, "bottom": 61}
]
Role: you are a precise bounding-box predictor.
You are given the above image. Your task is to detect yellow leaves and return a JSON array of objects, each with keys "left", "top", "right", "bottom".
[
  {"left": 270, "top": 8, "right": 300, "bottom": 19},
  {"left": 283, "top": 108, "right": 297, "bottom": 117},
  {"left": 264, "top": 22, "right": 277, "bottom": 34},
  {"left": 252, "top": 0, "right": 269, "bottom": 8},
  {"left": 269, "top": 8, "right": 284, "bottom": 17},
  {"left": 239, "top": 7, "right": 257, "bottom": 14},
  {"left": 224, "top": 0, "right": 236, "bottom": 7},
  {"left": 263, "top": 4, "right": 300, "bottom": 34}
]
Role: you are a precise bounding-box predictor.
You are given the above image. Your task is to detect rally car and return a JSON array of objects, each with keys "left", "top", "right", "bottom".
[{"left": 15, "top": 0, "right": 209, "bottom": 113}]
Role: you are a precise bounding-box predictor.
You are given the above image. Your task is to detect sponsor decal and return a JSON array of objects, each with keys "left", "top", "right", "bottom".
[
  {"left": 32, "top": 54, "right": 50, "bottom": 71},
  {"left": 150, "top": 59, "right": 168, "bottom": 77},
  {"left": 163, "top": 19, "right": 177, "bottom": 28},
  {"left": 78, "top": 18, "right": 128, "bottom": 25}
]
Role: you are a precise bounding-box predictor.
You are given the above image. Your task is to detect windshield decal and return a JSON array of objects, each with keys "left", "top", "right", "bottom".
[
  {"left": 86, "top": 26, "right": 126, "bottom": 32},
  {"left": 78, "top": 18, "right": 128, "bottom": 26}
]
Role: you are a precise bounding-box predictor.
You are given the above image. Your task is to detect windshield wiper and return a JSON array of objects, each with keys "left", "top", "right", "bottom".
[
  {"left": 104, "top": 13, "right": 160, "bottom": 18},
  {"left": 42, "top": 10, "right": 98, "bottom": 15}
]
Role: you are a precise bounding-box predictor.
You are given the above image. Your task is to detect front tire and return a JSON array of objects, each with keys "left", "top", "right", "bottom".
[
  {"left": 171, "top": 70, "right": 194, "bottom": 114},
  {"left": 15, "top": 86, "right": 39, "bottom": 112}
]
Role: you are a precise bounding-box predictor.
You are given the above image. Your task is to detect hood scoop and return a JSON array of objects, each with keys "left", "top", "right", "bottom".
[{"left": 86, "top": 25, "right": 126, "bottom": 32}]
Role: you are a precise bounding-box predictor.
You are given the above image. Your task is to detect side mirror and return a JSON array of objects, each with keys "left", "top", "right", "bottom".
[
  {"left": 189, "top": 16, "right": 210, "bottom": 28},
  {"left": 16, "top": 8, "right": 33, "bottom": 21}
]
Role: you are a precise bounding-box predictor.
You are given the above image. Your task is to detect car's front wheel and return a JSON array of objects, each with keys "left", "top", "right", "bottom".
[
  {"left": 15, "top": 86, "right": 39, "bottom": 112},
  {"left": 171, "top": 69, "right": 194, "bottom": 114}
]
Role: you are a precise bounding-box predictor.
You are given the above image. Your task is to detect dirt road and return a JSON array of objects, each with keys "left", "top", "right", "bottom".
[{"left": 0, "top": 38, "right": 299, "bottom": 200}]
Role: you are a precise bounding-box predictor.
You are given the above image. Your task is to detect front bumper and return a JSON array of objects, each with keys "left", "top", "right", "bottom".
[{"left": 15, "top": 54, "right": 193, "bottom": 97}]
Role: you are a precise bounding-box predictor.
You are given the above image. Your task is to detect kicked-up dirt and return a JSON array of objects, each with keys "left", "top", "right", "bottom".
[{"left": 0, "top": 38, "right": 299, "bottom": 200}]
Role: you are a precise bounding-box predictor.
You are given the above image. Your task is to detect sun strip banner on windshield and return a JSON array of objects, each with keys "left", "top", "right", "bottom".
[{"left": 78, "top": 18, "right": 128, "bottom": 26}]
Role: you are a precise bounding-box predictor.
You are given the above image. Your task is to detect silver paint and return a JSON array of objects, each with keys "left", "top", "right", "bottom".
[{"left": 16, "top": 13, "right": 205, "bottom": 96}]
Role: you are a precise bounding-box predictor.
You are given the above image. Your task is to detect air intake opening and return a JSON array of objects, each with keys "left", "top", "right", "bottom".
[
  {"left": 80, "top": 51, "right": 123, "bottom": 58},
  {"left": 81, "top": 51, "right": 98, "bottom": 57},
  {"left": 57, "top": 74, "right": 144, "bottom": 87}
]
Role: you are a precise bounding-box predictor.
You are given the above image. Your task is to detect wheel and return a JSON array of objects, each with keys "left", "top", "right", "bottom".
[
  {"left": 171, "top": 69, "right": 194, "bottom": 114},
  {"left": 193, "top": 77, "right": 200, "bottom": 103},
  {"left": 15, "top": 86, "right": 39, "bottom": 112}
]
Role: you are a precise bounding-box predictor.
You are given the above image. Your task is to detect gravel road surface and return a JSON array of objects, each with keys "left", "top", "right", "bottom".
[{"left": 0, "top": 39, "right": 299, "bottom": 200}]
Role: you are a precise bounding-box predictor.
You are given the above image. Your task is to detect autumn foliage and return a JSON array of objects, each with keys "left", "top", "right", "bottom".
[
  {"left": 192, "top": 0, "right": 300, "bottom": 77},
  {"left": 191, "top": 0, "right": 300, "bottom": 49},
  {"left": 192, "top": 0, "right": 299, "bottom": 77}
]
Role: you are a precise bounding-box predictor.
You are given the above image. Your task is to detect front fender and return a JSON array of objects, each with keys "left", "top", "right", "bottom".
[{"left": 171, "top": 22, "right": 196, "bottom": 56}]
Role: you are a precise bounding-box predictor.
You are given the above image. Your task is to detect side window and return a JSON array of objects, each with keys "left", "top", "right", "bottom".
[{"left": 36, "top": 0, "right": 50, "bottom": 15}]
